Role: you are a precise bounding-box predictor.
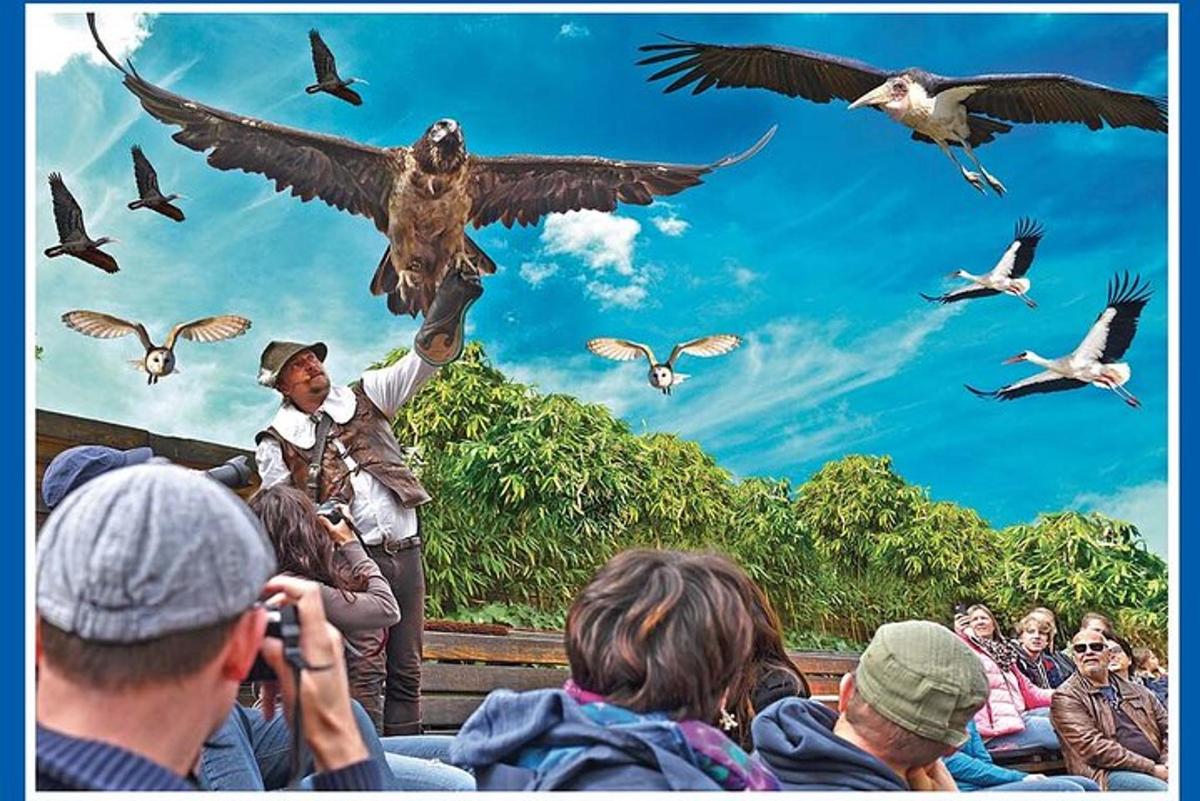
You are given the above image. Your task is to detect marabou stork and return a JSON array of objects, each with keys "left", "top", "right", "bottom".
[
  {"left": 61, "top": 310, "right": 252, "bottom": 385},
  {"left": 922, "top": 218, "right": 1043, "bottom": 308},
  {"left": 306, "top": 29, "right": 366, "bottom": 106},
  {"left": 638, "top": 36, "right": 1167, "bottom": 195},
  {"left": 43, "top": 173, "right": 119, "bottom": 273},
  {"left": 587, "top": 335, "right": 742, "bottom": 395},
  {"left": 89, "top": 14, "right": 774, "bottom": 318},
  {"left": 966, "top": 272, "right": 1151, "bottom": 408},
  {"left": 127, "top": 145, "right": 186, "bottom": 221}
]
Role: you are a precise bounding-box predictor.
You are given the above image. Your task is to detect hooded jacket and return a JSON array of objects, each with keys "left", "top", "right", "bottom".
[
  {"left": 751, "top": 698, "right": 908, "bottom": 791},
  {"left": 449, "top": 689, "right": 731, "bottom": 791}
]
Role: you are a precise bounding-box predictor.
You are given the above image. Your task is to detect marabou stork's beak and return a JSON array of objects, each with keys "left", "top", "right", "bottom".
[
  {"left": 1002, "top": 354, "right": 1027, "bottom": 365},
  {"left": 849, "top": 82, "right": 891, "bottom": 110}
]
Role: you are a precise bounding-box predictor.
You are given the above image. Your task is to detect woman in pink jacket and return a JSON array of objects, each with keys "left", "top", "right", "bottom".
[{"left": 956, "top": 604, "right": 1058, "bottom": 752}]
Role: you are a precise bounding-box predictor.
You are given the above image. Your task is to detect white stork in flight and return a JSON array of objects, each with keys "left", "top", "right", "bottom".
[
  {"left": 587, "top": 335, "right": 742, "bottom": 395},
  {"left": 966, "top": 272, "right": 1151, "bottom": 408},
  {"left": 922, "top": 218, "right": 1043, "bottom": 308},
  {"left": 638, "top": 37, "right": 1167, "bottom": 195}
]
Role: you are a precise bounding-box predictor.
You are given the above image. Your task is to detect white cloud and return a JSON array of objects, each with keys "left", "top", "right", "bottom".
[
  {"left": 639, "top": 306, "right": 964, "bottom": 466},
  {"left": 1073, "top": 481, "right": 1168, "bottom": 560},
  {"left": 730, "top": 265, "right": 759, "bottom": 288},
  {"left": 497, "top": 353, "right": 637, "bottom": 418},
  {"left": 558, "top": 22, "right": 590, "bottom": 39},
  {"left": 541, "top": 210, "right": 640, "bottom": 276},
  {"left": 31, "top": 12, "right": 154, "bottom": 75},
  {"left": 651, "top": 213, "right": 690, "bottom": 237},
  {"left": 518, "top": 261, "right": 559, "bottom": 288},
  {"left": 585, "top": 278, "right": 648, "bottom": 309}
]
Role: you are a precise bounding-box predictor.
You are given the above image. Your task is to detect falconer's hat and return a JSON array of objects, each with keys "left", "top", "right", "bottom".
[{"left": 257, "top": 340, "right": 328, "bottom": 387}]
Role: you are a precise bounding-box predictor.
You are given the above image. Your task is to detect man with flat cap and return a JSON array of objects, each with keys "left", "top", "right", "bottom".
[{"left": 254, "top": 272, "right": 481, "bottom": 736}]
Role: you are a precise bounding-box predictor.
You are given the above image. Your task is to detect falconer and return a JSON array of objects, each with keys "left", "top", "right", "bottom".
[{"left": 253, "top": 272, "right": 481, "bottom": 736}]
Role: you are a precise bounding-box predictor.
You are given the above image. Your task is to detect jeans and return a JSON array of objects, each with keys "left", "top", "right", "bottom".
[
  {"left": 983, "top": 776, "right": 1100, "bottom": 792},
  {"left": 985, "top": 710, "right": 1061, "bottom": 751},
  {"left": 381, "top": 735, "right": 475, "bottom": 791},
  {"left": 198, "top": 700, "right": 393, "bottom": 790},
  {"left": 1107, "top": 770, "right": 1169, "bottom": 791}
]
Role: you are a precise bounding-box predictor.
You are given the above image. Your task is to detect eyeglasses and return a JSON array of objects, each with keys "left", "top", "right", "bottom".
[{"left": 1073, "top": 642, "right": 1108, "bottom": 654}]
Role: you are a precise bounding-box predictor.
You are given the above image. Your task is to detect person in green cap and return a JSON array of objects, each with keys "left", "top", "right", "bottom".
[
  {"left": 253, "top": 274, "right": 481, "bottom": 737},
  {"left": 751, "top": 620, "right": 988, "bottom": 791}
]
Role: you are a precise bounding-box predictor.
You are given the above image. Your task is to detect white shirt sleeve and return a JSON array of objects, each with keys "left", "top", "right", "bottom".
[
  {"left": 361, "top": 350, "right": 439, "bottom": 419},
  {"left": 255, "top": 437, "right": 292, "bottom": 489}
]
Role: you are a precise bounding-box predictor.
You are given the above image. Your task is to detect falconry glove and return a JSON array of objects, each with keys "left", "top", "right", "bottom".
[{"left": 414, "top": 270, "right": 483, "bottom": 367}]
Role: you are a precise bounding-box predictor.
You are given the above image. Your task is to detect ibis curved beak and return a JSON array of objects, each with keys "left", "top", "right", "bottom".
[
  {"left": 849, "top": 82, "right": 891, "bottom": 110},
  {"left": 1002, "top": 354, "right": 1026, "bottom": 365}
]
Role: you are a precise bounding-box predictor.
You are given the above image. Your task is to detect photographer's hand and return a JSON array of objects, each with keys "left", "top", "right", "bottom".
[
  {"left": 259, "top": 574, "right": 368, "bottom": 773},
  {"left": 317, "top": 506, "right": 356, "bottom": 546}
]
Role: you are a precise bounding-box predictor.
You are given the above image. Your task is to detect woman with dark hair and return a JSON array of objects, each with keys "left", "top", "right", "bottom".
[
  {"left": 1133, "top": 647, "right": 1169, "bottom": 707},
  {"left": 248, "top": 485, "right": 400, "bottom": 731},
  {"left": 954, "top": 604, "right": 1056, "bottom": 752},
  {"left": 250, "top": 485, "right": 475, "bottom": 791},
  {"left": 723, "top": 581, "right": 810, "bottom": 750},
  {"left": 449, "top": 549, "right": 781, "bottom": 791}
]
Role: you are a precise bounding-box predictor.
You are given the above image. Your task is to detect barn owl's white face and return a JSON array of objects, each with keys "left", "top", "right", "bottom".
[
  {"left": 146, "top": 349, "right": 175, "bottom": 375},
  {"left": 649, "top": 366, "right": 672, "bottom": 387}
]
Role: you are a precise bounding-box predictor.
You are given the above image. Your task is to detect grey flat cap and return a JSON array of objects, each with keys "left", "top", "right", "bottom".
[{"left": 36, "top": 463, "right": 277, "bottom": 643}]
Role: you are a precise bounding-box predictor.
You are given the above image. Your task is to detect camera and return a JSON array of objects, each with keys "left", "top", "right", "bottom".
[
  {"left": 246, "top": 604, "right": 302, "bottom": 682},
  {"left": 316, "top": 499, "right": 343, "bottom": 526},
  {"left": 205, "top": 455, "right": 253, "bottom": 490}
]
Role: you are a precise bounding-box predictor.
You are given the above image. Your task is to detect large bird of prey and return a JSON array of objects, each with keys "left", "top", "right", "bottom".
[
  {"left": 921, "top": 218, "right": 1043, "bottom": 308},
  {"left": 588, "top": 335, "right": 742, "bottom": 395},
  {"left": 966, "top": 272, "right": 1151, "bottom": 408},
  {"left": 62, "top": 310, "right": 252, "bottom": 385},
  {"left": 88, "top": 14, "right": 775, "bottom": 317},
  {"left": 638, "top": 36, "right": 1167, "bottom": 196},
  {"left": 306, "top": 29, "right": 366, "bottom": 106},
  {"left": 43, "top": 173, "right": 119, "bottom": 273}
]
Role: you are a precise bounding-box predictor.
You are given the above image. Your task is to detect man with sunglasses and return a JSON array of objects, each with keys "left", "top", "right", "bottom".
[{"left": 1051, "top": 628, "right": 1168, "bottom": 791}]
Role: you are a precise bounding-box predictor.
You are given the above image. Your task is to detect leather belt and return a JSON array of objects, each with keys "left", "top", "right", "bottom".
[{"left": 367, "top": 535, "right": 422, "bottom": 556}]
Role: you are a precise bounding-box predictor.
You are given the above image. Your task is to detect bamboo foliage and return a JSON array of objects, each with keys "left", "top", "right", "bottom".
[{"left": 373, "top": 344, "right": 1167, "bottom": 651}]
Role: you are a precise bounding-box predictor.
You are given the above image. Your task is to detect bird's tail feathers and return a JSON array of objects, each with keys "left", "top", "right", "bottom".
[
  {"left": 1010, "top": 278, "right": 1031, "bottom": 294},
  {"left": 129, "top": 358, "right": 146, "bottom": 372},
  {"left": 463, "top": 235, "right": 497, "bottom": 275},
  {"left": 370, "top": 247, "right": 398, "bottom": 295},
  {"left": 671, "top": 373, "right": 691, "bottom": 386}
]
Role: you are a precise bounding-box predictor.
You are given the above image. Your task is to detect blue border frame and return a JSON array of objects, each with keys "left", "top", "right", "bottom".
[{"left": 15, "top": 1, "right": 1191, "bottom": 797}]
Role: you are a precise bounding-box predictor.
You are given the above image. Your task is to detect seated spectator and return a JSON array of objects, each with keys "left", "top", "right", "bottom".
[
  {"left": 955, "top": 604, "right": 1056, "bottom": 752},
  {"left": 450, "top": 549, "right": 780, "bottom": 790},
  {"left": 753, "top": 620, "right": 985, "bottom": 791},
  {"left": 1051, "top": 629, "right": 1168, "bottom": 791},
  {"left": 723, "top": 580, "right": 811, "bottom": 750},
  {"left": 1132, "top": 647, "right": 1168, "bottom": 707},
  {"left": 1026, "top": 606, "right": 1076, "bottom": 679},
  {"left": 946, "top": 719, "right": 1098, "bottom": 792},
  {"left": 1107, "top": 635, "right": 1136, "bottom": 682},
  {"left": 248, "top": 485, "right": 400, "bottom": 732},
  {"left": 35, "top": 463, "right": 387, "bottom": 790},
  {"left": 1014, "top": 613, "right": 1069, "bottom": 689}
]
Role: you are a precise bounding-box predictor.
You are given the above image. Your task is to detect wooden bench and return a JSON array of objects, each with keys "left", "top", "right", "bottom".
[
  {"left": 35, "top": 409, "right": 258, "bottom": 530},
  {"left": 418, "top": 628, "right": 857, "bottom": 732}
]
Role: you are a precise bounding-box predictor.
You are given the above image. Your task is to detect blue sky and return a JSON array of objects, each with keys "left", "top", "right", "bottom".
[{"left": 33, "top": 11, "right": 1168, "bottom": 557}]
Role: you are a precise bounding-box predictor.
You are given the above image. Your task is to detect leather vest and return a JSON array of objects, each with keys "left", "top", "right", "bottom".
[{"left": 258, "top": 383, "right": 431, "bottom": 508}]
